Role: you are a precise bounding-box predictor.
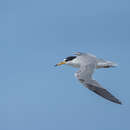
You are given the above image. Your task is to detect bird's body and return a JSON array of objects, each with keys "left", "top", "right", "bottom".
[
  {"left": 55, "top": 52, "right": 122, "bottom": 104},
  {"left": 66, "top": 53, "right": 117, "bottom": 69}
]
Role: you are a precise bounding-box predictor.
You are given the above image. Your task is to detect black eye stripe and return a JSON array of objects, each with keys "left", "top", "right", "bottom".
[{"left": 65, "top": 56, "right": 76, "bottom": 62}]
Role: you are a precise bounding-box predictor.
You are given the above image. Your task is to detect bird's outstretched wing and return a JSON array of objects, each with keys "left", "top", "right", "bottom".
[{"left": 75, "top": 63, "right": 122, "bottom": 104}]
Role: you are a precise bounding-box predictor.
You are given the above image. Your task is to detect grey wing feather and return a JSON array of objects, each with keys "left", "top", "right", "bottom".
[
  {"left": 75, "top": 63, "right": 96, "bottom": 81},
  {"left": 86, "top": 80, "right": 122, "bottom": 104},
  {"left": 75, "top": 63, "right": 122, "bottom": 104}
]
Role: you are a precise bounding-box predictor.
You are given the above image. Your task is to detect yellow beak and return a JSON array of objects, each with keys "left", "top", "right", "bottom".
[{"left": 55, "top": 61, "right": 66, "bottom": 66}]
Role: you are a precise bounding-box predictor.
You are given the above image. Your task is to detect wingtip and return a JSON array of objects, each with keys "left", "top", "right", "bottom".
[
  {"left": 116, "top": 102, "right": 122, "bottom": 105},
  {"left": 118, "top": 101, "right": 122, "bottom": 105},
  {"left": 73, "top": 52, "right": 84, "bottom": 56},
  {"left": 113, "top": 99, "right": 122, "bottom": 105}
]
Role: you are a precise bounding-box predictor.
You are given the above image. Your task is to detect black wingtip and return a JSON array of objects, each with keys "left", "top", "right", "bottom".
[
  {"left": 113, "top": 99, "right": 122, "bottom": 105},
  {"left": 117, "top": 101, "right": 122, "bottom": 105}
]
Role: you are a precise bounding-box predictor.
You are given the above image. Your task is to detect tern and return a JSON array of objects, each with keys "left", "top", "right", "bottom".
[{"left": 55, "top": 52, "right": 122, "bottom": 104}]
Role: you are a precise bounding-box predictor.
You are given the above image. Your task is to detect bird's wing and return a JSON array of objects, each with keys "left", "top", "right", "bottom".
[
  {"left": 86, "top": 80, "right": 122, "bottom": 104},
  {"left": 75, "top": 63, "right": 122, "bottom": 104},
  {"left": 73, "top": 52, "right": 85, "bottom": 56}
]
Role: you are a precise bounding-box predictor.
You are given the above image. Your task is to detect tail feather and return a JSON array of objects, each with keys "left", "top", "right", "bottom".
[
  {"left": 103, "top": 62, "right": 118, "bottom": 68},
  {"left": 97, "top": 60, "right": 118, "bottom": 69}
]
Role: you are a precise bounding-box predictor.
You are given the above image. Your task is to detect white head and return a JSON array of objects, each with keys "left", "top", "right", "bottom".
[{"left": 55, "top": 56, "right": 80, "bottom": 68}]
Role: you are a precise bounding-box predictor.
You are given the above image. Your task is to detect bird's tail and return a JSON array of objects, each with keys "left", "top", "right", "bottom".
[
  {"left": 103, "top": 61, "right": 118, "bottom": 68},
  {"left": 97, "top": 59, "right": 118, "bottom": 69}
]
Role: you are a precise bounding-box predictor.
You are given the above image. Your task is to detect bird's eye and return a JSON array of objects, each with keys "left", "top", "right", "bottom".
[{"left": 65, "top": 56, "right": 76, "bottom": 62}]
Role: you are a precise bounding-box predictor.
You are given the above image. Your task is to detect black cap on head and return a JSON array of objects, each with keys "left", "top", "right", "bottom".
[{"left": 64, "top": 56, "right": 76, "bottom": 62}]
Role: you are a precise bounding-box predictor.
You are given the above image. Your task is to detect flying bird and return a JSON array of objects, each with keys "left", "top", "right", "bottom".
[{"left": 55, "top": 52, "right": 122, "bottom": 104}]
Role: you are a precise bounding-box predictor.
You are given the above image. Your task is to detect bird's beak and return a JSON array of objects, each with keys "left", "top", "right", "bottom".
[{"left": 55, "top": 61, "right": 66, "bottom": 67}]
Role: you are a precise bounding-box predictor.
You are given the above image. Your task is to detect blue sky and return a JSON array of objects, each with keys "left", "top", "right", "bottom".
[{"left": 1, "top": 0, "right": 130, "bottom": 129}]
